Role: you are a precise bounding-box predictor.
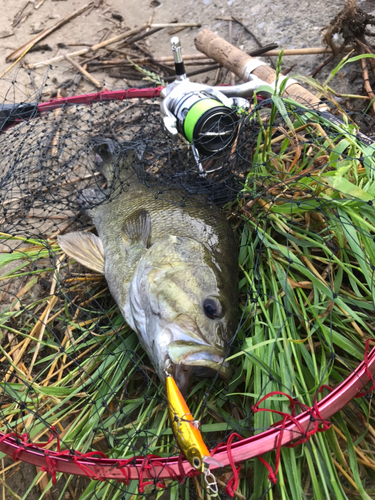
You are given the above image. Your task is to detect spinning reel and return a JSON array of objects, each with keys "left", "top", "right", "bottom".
[{"left": 160, "top": 37, "right": 271, "bottom": 158}]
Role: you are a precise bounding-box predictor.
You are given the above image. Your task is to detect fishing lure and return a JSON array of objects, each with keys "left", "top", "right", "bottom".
[{"left": 166, "top": 373, "right": 222, "bottom": 495}]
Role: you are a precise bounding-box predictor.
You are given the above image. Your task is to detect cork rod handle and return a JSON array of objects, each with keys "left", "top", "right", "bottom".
[{"left": 194, "top": 29, "right": 322, "bottom": 107}]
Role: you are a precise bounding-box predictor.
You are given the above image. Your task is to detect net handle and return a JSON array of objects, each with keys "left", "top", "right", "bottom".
[
  {"left": 0, "top": 88, "right": 164, "bottom": 133},
  {"left": 37, "top": 87, "right": 164, "bottom": 112},
  {"left": 0, "top": 345, "right": 374, "bottom": 480},
  {"left": 194, "top": 29, "right": 322, "bottom": 107}
]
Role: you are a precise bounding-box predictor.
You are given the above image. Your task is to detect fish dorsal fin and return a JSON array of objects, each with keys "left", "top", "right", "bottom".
[
  {"left": 122, "top": 209, "right": 151, "bottom": 247},
  {"left": 57, "top": 232, "right": 105, "bottom": 274},
  {"left": 99, "top": 149, "right": 135, "bottom": 187}
]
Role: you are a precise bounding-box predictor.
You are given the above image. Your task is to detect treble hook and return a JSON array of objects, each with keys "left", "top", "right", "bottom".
[{"left": 204, "top": 465, "right": 219, "bottom": 497}]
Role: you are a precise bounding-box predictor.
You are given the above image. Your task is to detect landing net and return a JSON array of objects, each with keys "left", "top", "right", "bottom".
[{"left": 1, "top": 67, "right": 375, "bottom": 500}]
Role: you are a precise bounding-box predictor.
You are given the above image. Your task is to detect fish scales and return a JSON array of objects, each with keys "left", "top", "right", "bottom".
[{"left": 91, "top": 181, "right": 236, "bottom": 300}]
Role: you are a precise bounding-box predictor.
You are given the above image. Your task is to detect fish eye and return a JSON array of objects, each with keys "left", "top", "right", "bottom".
[
  {"left": 203, "top": 297, "right": 222, "bottom": 319},
  {"left": 193, "top": 457, "right": 201, "bottom": 469}
]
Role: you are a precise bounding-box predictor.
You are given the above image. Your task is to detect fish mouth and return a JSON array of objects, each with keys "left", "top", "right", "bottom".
[
  {"left": 167, "top": 340, "right": 232, "bottom": 396},
  {"left": 161, "top": 314, "right": 231, "bottom": 395}
]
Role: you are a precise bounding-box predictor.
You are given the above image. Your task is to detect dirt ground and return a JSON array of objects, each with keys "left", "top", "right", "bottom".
[{"left": 0, "top": 0, "right": 374, "bottom": 498}]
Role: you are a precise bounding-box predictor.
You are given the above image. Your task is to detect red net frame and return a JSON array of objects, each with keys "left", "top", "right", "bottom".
[{"left": 0, "top": 340, "right": 373, "bottom": 483}]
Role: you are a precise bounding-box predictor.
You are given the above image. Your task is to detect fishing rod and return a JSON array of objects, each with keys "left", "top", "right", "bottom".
[
  {"left": 1, "top": 33, "right": 371, "bottom": 152},
  {"left": 194, "top": 29, "right": 374, "bottom": 147},
  {"left": 160, "top": 33, "right": 372, "bottom": 165}
]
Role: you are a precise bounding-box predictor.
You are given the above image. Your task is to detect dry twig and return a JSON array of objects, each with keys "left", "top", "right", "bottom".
[
  {"left": 64, "top": 54, "right": 102, "bottom": 88},
  {"left": 28, "top": 23, "right": 150, "bottom": 68},
  {"left": 360, "top": 56, "right": 375, "bottom": 112},
  {"left": 13, "top": 1, "right": 32, "bottom": 27},
  {"left": 29, "top": 23, "right": 201, "bottom": 68}
]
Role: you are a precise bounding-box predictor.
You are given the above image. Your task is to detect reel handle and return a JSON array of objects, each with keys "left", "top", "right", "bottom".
[{"left": 194, "top": 29, "right": 323, "bottom": 108}]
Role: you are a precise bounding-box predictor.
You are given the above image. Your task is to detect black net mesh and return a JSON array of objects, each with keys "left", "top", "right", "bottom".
[{"left": 1, "top": 66, "right": 375, "bottom": 500}]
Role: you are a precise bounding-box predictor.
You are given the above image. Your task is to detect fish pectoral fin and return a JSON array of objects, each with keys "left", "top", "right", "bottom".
[
  {"left": 122, "top": 209, "right": 151, "bottom": 248},
  {"left": 57, "top": 232, "right": 105, "bottom": 274}
]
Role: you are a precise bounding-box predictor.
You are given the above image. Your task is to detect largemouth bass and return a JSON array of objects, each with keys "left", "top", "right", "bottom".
[{"left": 58, "top": 151, "right": 238, "bottom": 394}]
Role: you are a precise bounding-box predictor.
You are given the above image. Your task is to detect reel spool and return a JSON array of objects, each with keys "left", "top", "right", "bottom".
[{"left": 169, "top": 89, "right": 237, "bottom": 156}]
